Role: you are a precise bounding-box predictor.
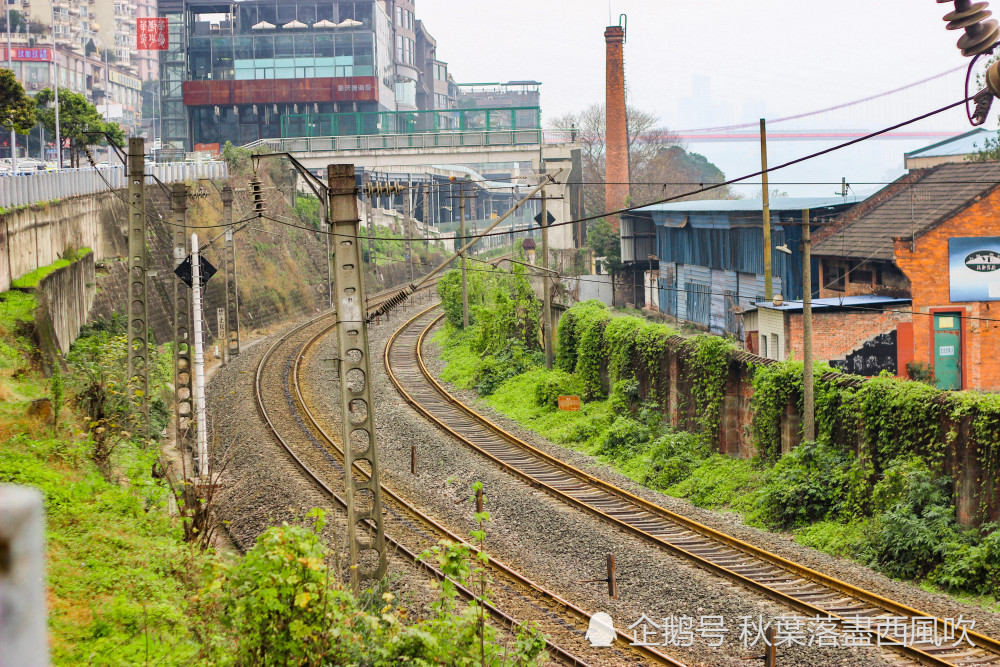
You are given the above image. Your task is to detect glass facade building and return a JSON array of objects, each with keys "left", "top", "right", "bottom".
[{"left": 174, "top": 0, "right": 396, "bottom": 149}]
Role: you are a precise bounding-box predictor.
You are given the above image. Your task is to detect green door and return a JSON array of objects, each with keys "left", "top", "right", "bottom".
[{"left": 933, "top": 313, "right": 962, "bottom": 390}]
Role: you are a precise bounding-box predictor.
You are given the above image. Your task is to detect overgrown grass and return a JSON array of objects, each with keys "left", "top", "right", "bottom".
[
  {"left": 10, "top": 248, "right": 92, "bottom": 289},
  {"left": 433, "top": 303, "right": 1000, "bottom": 606}
]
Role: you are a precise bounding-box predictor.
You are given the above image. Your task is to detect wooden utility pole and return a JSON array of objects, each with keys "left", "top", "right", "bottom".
[
  {"left": 760, "top": 119, "right": 773, "bottom": 300},
  {"left": 460, "top": 186, "right": 469, "bottom": 327},
  {"left": 328, "top": 164, "right": 387, "bottom": 590},
  {"left": 541, "top": 186, "right": 553, "bottom": 369},
  {"left": 802, "top": 209, "right": 815, "bottom": 441},
  {"left": 126, "top": 137, "right": 149, "bottom": 427}
]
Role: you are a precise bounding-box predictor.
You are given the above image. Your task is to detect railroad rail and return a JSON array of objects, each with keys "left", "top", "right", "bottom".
[
  {"left": 385, "top": 304, "right": 1000, "bottom": 667},
  {"left": 252, "top": 290, "right": 685, "bottom": 666}
]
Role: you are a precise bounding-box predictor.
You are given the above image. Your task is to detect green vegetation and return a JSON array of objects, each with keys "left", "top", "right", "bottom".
[
  {"left": 434, "top": 299, "right": 1000, "bottom": 606},
  {"left": 0, "top": 67, "right": 36, "bottom": 136},
  {"left": 1, "top": 276, "right": 553, "bottom": 662},
  {"left": 10, "top": 248, "right": 92, "bottom": 290},
  {"left": 34, "top": 88, "right": 123, "bottom": 168}
]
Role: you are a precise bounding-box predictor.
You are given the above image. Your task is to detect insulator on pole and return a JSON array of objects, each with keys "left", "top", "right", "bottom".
[
  {"left": 250, "top": 176, "right": 265, "bottom": 213},
  {"left": 942, "top": 0, "right": 1000, "bottom": 56}
]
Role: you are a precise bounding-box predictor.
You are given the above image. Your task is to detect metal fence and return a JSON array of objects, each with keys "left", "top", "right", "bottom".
[{"left": 0, "top": 162, "right": 228, "bottom": 209}]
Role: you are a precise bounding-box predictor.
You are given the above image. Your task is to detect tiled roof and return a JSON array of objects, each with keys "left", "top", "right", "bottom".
[{"left": 812, "top": 161, "right": 1000, "bottom": 261}]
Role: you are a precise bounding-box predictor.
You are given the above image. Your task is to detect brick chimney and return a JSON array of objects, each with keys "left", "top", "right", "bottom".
[{"left": 605, "top": 25, "right": 629, "bottom": 233}]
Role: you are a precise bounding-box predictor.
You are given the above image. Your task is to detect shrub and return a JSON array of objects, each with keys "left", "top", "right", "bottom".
[
  {"left": 644, "top": 430, "right": 709, "bottom": 489},
  {"left": 474, "top": 339, "right": 541, "bottom": 396},
  {"left": 756, "top": 441, "right": 853, "bottom": 528},
  {"left": 608, "top": 379, "right": 640, "bottom": 415},
  {"left": 932, "top": 524, "right": 1000, "bottom": 594},
  {"left": 533, "top": 370, "right": 585, "bottom": 409},
  {"left": 597, "top": 415, "right": 651, "bottom": 459},
  {"left": 864, "top": 455, "right": 959, "bottom": 579}
]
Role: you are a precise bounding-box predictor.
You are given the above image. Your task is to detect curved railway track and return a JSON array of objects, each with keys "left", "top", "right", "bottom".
[
  {"left": 385, "top": 304, "right": 1000, "bottom": 667},
  {"left": 252, "top": 294, "right": 685, "bottom": 667}
]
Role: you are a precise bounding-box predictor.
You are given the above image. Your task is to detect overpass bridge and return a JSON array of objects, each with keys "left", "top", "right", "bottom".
[{"left": 243, "top": 129, "right": 584, "bottom": 250}]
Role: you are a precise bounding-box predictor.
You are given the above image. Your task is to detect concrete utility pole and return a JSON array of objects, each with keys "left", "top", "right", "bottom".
[
  {"left": 171, "top": 183, "right": 191, "bottom": 453},
  {"left": 0, "top": 485, "right": 49, "bottom": 667},
  {"left": 422, "top": 183, "right": 431, "bottom": 250},
  {"left": 327, "top": 164, "right": 387, "bottom": 591},
  {"left": 190, "top": 233, "right": 208, "bottom": 478},
  {"left": 221, "top": 185, "right": 240, "bottom": 361},
  {"left": 541, "top": 186, "right": 553, "bottom": 369},
  {"left": 405, "top": 177, "right": 414, "bottom": 284},
  {"left": 802, "top": 209, "right": 815, "bottom": 442},
  {"left": 126, "top": 137, "right": 149, "bottom": 426},
  {"left": 366, "top": 173, "right": 378, "bottom": 284},
  {"left": 760, "top": 118, "right": 773, "bottom": 301},
  {"left": 460, "top": 186, "right": 469, "bottom": 327}
]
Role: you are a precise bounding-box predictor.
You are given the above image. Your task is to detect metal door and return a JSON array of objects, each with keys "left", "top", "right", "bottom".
[{"left": 933, "top": 313, "right": 961, "bottom": 390}]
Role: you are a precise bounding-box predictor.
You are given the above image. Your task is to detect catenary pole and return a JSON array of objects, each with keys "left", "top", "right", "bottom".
[
  {"left": 460, "top": 186, "right": 469, "bottom": 327},
  {"left": 328, "top": 163, "right": 387, "bottom": 590},
  {"left": 171, "top": 182, "right": 191, "bottom": 455},
  {"left": 223, "top": 185, "right": 240, "bottom": 360},
  {"left": 126, "top": 137, "right": 149, "bottom": 427},
  {"left": 541, "top": 185, "right": 553, "bottom": 369}
]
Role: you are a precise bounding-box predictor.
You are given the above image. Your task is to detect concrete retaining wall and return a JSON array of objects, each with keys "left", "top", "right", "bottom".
[
  {"left": 33, "top": 252, "right": 97, "bottom": 357},
  {"left": 0, "top": 191, "right": 124, "bottom": 293}
]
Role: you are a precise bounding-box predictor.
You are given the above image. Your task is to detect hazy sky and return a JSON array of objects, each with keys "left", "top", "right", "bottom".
[
  {"left": 418, "top": 1, "right": 973, "bottom": 126},
  {"left": 417, "top": 1, "right": 989, "bottom": 196}
]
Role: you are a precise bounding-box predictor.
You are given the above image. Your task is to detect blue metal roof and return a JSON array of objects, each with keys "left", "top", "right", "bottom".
[
  {"left": 903, "top": 128, "right": 990, "bottom": 159},
  {"left": 750, "top": 295, "right": 911, "bottom": 312},
  {"left": 632, "top": 196, "right": 858, "bottom": 214}
]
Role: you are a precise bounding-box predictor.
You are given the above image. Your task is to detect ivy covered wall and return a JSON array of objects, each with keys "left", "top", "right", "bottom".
[{"left": 556, "top": 301, "right": 1000, "bottom": 526}]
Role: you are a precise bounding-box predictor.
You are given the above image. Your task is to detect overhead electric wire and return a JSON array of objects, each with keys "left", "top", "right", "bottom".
[{"left": 210, "top": 94, "right": 976, "bottom": 243}]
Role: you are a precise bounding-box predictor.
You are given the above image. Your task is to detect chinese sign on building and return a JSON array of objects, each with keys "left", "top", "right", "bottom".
[
  {"left": 1, "top": 47, "right": 52, "bottom": 61},
  {"left": 137, "top": 18, "right": 169, "bottom": 51},
  {"left": 948, "top": 236, "right": 1000, "bottom": 301}
]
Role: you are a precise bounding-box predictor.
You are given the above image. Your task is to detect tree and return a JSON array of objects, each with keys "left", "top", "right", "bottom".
[
  {"left": 586, "top": 218, "right": 623, "bottom": 274},
  {"left": 548, "top": 104, "right": 737, "bottom": 217},
  {"left": 34, "top": 88, "right": 123, "bottom": 167},
  {"left": 0, "top": 68, "right": 37, "bottom": 136}
]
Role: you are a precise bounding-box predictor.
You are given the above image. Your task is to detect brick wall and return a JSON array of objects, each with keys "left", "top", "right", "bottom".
[
  {"left": 894, "top": 187, "right": 1000, "bottom": 391},
  {"left": 604, "top": 25, "right": 628, "bottom": 232},
  {"left": 785, "top": 309, "right": 912, "bottom": 363}
]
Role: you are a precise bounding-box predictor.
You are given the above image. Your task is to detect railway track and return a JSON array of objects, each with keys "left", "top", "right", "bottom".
[
  {"left": 385, "top": 304, "right": 1000, "bottom": 667},
  {"left": 252, "top": 293, "right": 685, "bottom": 667}
]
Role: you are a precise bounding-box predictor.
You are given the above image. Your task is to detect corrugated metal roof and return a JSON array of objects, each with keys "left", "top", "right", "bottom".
[
  {"left": 751, "top": 295, "right": 912, "bottom": 312},
  {"left": 903, "top": 128, "right": 990, "bottom": 159},
  {"left": 812, "top": 161, "right": 1000, "bottom": 261},
  {"left": 633, "top": 196, "right": 857, "bottom": 214}
]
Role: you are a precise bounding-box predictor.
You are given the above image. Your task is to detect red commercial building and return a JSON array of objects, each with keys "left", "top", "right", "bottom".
[{"left": 812, "top": 161, "right": 1000, "bottom": 391}]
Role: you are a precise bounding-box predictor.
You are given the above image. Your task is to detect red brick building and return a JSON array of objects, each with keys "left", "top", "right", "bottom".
[{"left": 813, "top": 161, "right": 1000, "bottom": 391}]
